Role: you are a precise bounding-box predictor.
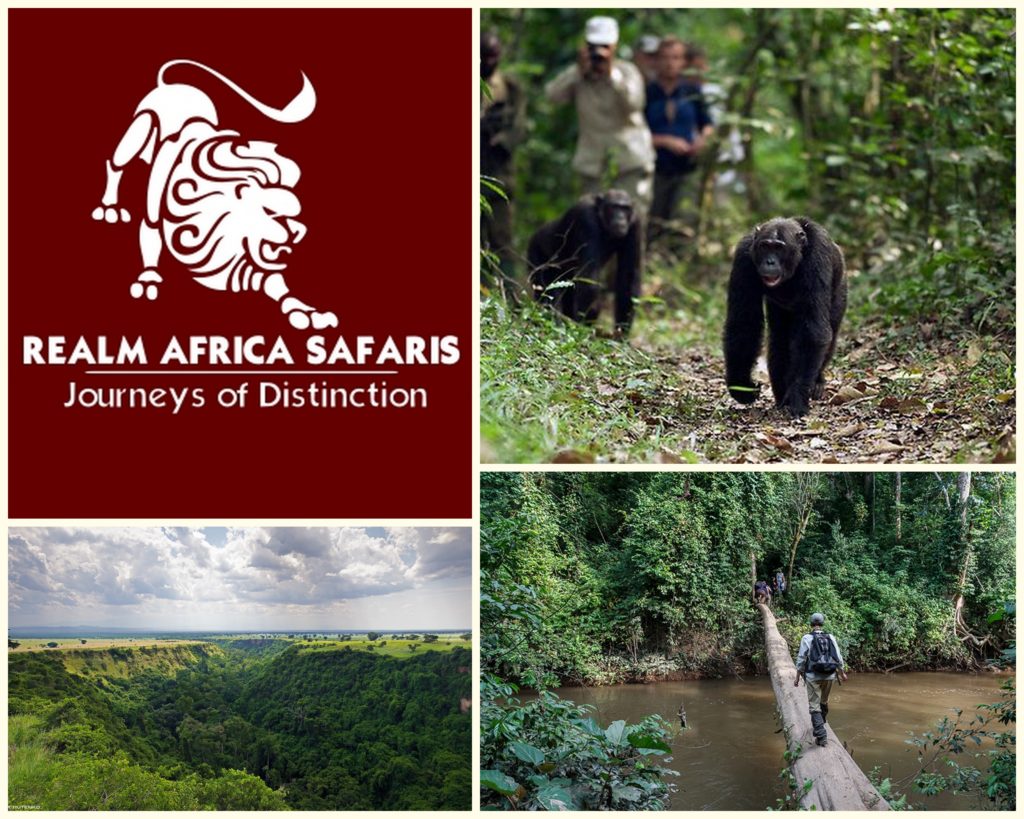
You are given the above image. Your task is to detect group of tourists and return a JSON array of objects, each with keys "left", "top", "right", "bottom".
[
  {"left": 754, "top": 569, "right": 787, "bottom": 605},
  {"left": 481, "top": 15, "right": 736, "bottom": 284},
  {"left": 539, "top": 16, "right": 716, "bottom": 223}
]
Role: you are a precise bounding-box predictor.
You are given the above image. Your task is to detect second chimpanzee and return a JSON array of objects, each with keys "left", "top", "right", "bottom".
[
  {"left": 724, "top": 216, "right": 847, "bottom": 418},
  {"left": 528, "top": 189, "right": 642, "bottom": 336}
]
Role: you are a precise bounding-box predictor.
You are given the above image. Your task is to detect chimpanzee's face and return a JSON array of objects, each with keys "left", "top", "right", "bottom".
[
  {"left": 598, "top": 191, "right": 635, "bottom": 240},
  {"left": 751, "top": 218, "right": 806, "bottom": 288}
]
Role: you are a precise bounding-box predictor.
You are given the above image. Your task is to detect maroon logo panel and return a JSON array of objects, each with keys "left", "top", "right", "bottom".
[{"left": 9, "top": 9, "right": 471, "bottom": 518}]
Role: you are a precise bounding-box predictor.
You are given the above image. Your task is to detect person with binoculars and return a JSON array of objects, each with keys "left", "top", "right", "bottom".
[{"left": 544, "top": 16, "right": 655, "bottom": 211}]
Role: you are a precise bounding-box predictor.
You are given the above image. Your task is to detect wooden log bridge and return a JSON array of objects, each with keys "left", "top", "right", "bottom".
[{"left": 758, "top": 603, "right": 890, "bottom": 811}]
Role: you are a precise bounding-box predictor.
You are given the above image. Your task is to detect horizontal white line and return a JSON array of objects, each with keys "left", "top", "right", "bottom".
[{"left": 84, "top": 370, "right": 400, "bottom": 376}]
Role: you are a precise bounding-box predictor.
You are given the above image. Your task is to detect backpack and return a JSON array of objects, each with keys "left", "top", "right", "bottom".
[{"left": 808, "top": 631, "right": 839, "bottom": 674}]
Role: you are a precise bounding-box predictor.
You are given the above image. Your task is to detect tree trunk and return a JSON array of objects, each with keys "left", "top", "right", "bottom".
[
  {"left": 950, "top": 473, "right": 990, "bottom": 657},
  {"left": 955, "top": 472, "right": 972, "bottom": 592},
  {"left": 934, "top": 472, "right": 952, "bottom": 509},
  {"left": 894, "top": 473, "right": 902, "bottom": 542},
  {"left": 750, "top": 550, "right": 757, "bottom": 603},
  {"left": 786, "top": 474, "right": 819, "bottom": 590},
  {"left": 786, "top": 508, "right": 810, "bottom": 592},
  {"left": 758, "top": 604, "right": 890, "bottom": 811}
]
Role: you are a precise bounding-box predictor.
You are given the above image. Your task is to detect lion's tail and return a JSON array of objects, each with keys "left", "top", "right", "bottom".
[{"left": 157, "top": 59, "right": 316, "bottom": 123}]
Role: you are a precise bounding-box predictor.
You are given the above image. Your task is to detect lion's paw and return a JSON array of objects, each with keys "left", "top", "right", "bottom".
[
  {"left": 310, "top": 310, "right": 339, "bottom": 330},
  {"left": 93, "top": 206, "right": 130, "bottom": 224},
  {"left": 281, "top": 296, "right": 338, "bottom": 331},
  {"left": 130, "top": 270, "right": 162, "bottom": 301},
  {"left": 286, "top": 309, "right": 339, "bottom": 331}
]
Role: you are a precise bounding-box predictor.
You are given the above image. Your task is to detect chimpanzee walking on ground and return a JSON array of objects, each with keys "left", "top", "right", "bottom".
[
  {"left": 724, "top": 217, "right": 847, "bottom": 417},
  {"left": 528, "top": 189, "right": 642, "bottom": 336}
]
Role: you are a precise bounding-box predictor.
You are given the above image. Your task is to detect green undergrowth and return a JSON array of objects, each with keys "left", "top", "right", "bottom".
[
  {"left": 480, "top": 298, "right": 706, "bottom": 463},
  {"left": 480, "top": 676, "right": 676, "bottom": 810}
]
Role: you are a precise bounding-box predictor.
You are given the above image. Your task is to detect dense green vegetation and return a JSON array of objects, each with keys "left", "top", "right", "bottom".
[
  {"left": 481, "top": 472, "right": 1015, "bottom": 809},
  {"left": 481, "top": 676, "right": 675, "bottom": 811},
  {"left": 482, "top": 472, "right": 1013, "bottom": 681},
  {"left": 9, "top": 639, "right": 471, "bottom": 810},
  {"left": 481, "top": 8, "right": 1015, "bottom": 463},
  {"left": 903, "top": 676, "right": 1016, "bottom": 810}
]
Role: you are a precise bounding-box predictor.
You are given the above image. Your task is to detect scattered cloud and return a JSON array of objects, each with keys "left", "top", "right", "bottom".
[{"left": 8, "top": 527, "right": 471, "bottom": 630}]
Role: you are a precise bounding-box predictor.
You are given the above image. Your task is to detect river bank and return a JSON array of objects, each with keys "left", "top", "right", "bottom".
[{"left": 531, "top": 653, "right": 1012, "bottom": 688}]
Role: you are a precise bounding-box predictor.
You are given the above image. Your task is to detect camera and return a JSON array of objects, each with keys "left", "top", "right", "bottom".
[{"left": 588, "top": 43, "right": 607, "bottom": 64}]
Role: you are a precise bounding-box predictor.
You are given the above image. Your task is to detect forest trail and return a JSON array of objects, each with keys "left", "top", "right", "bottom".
[
  {"left": 758, "top": 603, "right": 889, "bottom": 811},
  {"left": 481, "top": 298, "right": 1015, "bottom": 464}
]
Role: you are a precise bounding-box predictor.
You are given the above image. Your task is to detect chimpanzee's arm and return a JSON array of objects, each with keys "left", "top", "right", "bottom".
[
  {"left": 613, "top": 223, "right": 642, "bottom": 335},
  {"left": 724, "top": 238, "right": 764, "bottom": 404},
  {"left": 778, "top": 223, "right": 842, "bottom": 417},
  {"left": 567, "top": 206, "right": 610, "bottom": 323}
]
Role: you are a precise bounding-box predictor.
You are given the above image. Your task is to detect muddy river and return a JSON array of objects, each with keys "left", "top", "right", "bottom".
[{"left": 546, "top": 671, "right": 1010, "bottom": 810}]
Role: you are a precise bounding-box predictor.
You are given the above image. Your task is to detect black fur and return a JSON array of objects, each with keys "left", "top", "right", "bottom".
[
  {"left": 527, "top": 190, "right": 642, "bottom": 335},
  {"left": 724, "top": 217, "right": 847, "bottom": 418}
]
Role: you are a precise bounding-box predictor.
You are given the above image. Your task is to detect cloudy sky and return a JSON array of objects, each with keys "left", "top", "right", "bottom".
[{"left": 9, "top": 527, "right": 471, "bottom": 631}]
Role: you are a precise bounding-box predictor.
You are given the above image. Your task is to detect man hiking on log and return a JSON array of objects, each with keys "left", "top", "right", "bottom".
[{"left": 794, "top": 612, "right": 848, "bottom": 747}]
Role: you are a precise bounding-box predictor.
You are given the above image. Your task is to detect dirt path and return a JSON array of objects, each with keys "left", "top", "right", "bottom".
[{"left": 629, "top": 338, "right": 1015, "bottom": 464}]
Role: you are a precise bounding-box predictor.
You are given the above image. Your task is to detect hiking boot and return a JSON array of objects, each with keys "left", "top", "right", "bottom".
[
  {"left": 821, "top": 703, "right": 829, "bottom": 724},
  {"left": 810, "top": 710, "right": 828, "bottom": 746}
]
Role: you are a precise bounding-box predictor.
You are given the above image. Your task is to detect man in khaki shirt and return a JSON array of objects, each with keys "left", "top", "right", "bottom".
[{"left": 544, "top": 16, "right": 655, "bottom": 211}]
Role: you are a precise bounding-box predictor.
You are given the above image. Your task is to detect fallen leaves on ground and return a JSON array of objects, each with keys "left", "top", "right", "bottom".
[
  {"left": 480, "top": 299, "right": 1015, "bottom": 464},
  {"left": 615, "top": 328, "right": 1015, "bottom": 464}
]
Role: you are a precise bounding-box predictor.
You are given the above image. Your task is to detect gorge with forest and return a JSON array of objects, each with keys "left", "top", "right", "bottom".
[{"left": 9, "top": 633, "right": 471, "bottom": 810}]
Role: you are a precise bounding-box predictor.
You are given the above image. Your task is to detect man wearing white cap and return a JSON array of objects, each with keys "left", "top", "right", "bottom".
[{"left": 544, "top": 16, "right": 655, "bottom": 211}]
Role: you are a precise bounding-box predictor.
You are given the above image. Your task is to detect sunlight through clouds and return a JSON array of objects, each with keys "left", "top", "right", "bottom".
[{"left": 8, "top": 527, "right": 471, "bottom": 631}]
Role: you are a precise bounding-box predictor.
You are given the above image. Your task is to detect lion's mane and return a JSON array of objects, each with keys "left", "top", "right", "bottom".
[{"left": 162, "top": 127, "right": 303, "bottom": 293}]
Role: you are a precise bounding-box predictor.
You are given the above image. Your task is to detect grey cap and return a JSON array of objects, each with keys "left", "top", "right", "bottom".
[
  {"left": 810, "top": 612, "right": 825, "bottom": 626},
  {"left": 637, "top": 34, "right": 660, "bottom": 54},
  {"left": 585, "top": 16, "right": 619, "bottom": 45}
]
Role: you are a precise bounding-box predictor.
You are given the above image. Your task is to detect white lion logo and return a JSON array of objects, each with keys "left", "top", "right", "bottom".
[{"left": 92, "top": 59, "right": 337, "bottom": 330}]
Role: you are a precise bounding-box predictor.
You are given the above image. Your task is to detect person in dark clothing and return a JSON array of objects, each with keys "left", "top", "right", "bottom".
[
  {"left": 754, "top": 579, "right": 772, "bottom": 605},
  {"left": 481, "top": 31, "right": 526, "bottom": 290},
  {"left": 644, "top": 36, "right": 713, "bottom": 237}
]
